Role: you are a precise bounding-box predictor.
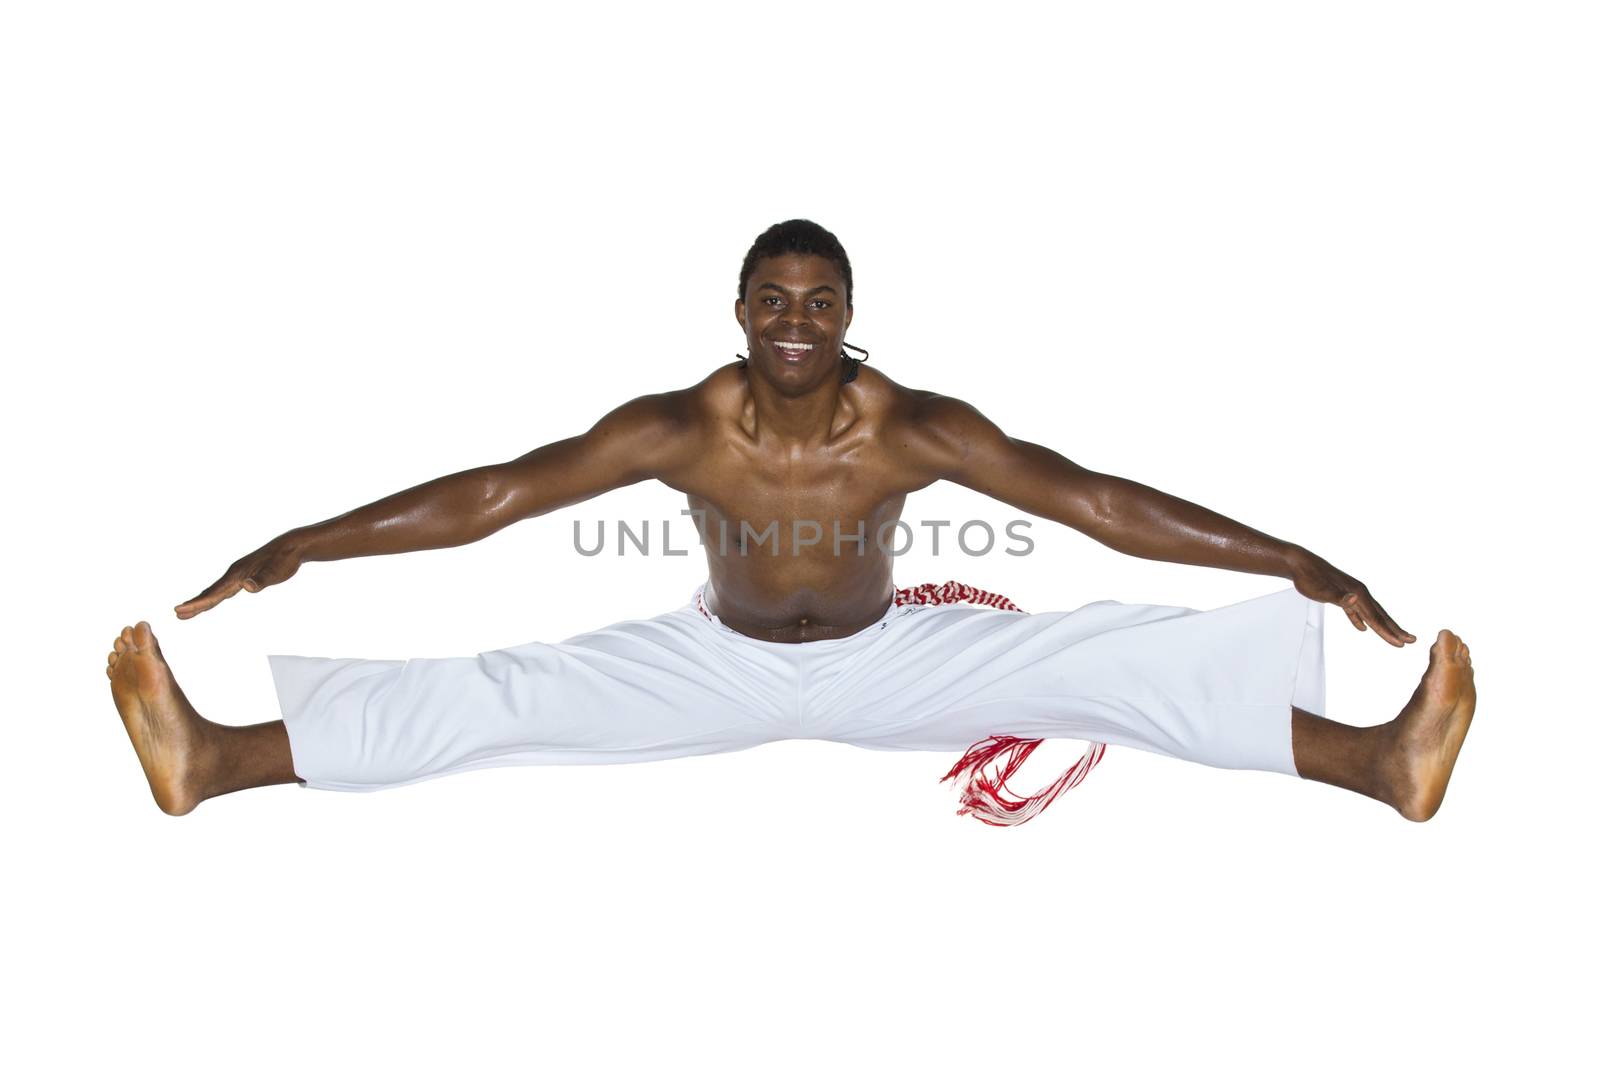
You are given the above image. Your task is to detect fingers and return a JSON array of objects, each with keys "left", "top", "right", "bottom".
[
  {"left": 173, "top": 548, "right": 285, "bottom": 618},
  {"left": 1366, "top": 608, "right": 1402, "bottom": 645},
  {"left": 1340, "top": 594, "right": 1400, "bottom": 646},
  {"left": 1342, "top": 591, "right": 1414, "bottom": 647},
  {"left": 1369, "top": 598, "right": 1415, "bottom": 645},
  {"left": 1357, "top": 594, "right": 1412, "bottom": 647},
  {"left": 175, "top": 576, "right": 242, "bottom": 619}
]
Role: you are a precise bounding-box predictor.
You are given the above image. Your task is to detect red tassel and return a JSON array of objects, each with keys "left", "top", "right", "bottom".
[
  {"left": 901, "top": 581, "right": 1107, "bottom": 827},
  {"left": 894, "top": 581, "right": 1021, "bottom": 613},
  {"left": 701, "top": 580, "right": 1108, "bottom": 826},
  {"left": 940, "top": 735, "right": 1107, "bottom": 827}
]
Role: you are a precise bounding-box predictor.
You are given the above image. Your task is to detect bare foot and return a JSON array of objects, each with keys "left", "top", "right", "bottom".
[
  {"left": 1381, "top": 630, "right": 1477, "bottom": 821},
  {"left": 107, "top": 622, "right": 216, "bottom": 815}
]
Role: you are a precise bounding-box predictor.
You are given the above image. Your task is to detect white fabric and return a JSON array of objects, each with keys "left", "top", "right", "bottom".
[{"left": 267, "top": 584, "right": 1326, "bottom": 792}]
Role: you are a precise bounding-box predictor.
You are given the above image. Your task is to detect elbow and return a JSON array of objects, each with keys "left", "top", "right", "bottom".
[
  {"left": 1077, "top": 474, "right": 1120, "bottom": 533},
  {"left": 473, "top": 468, "right": 519, "bottom": 532}
]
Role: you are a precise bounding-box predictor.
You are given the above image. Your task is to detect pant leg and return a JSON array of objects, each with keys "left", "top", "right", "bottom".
[
  {"left": 802, "top": 588, "right": 1326, "bottom": 776},
  {"left": 266, "top": 601, "right": 799, "bottom": 791}
]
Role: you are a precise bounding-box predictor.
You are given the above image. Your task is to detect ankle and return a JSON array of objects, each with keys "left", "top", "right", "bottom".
[
  {"left": 190, "top": 720, "right": 232, "bottom": 802},
  {"left": 1368, "top": 719, "right": 1408, "bottom": 812},
  {"left": 197, "top": 720, "right": 300, "bottom": 797}
]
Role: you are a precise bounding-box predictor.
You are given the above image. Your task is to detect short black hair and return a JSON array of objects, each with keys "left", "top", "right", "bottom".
[{"left": 738, "top": 219, "right": 854, "bottom": 307}]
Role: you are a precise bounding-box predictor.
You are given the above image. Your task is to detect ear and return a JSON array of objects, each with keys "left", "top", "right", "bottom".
[
  {"left": 845, "top": 304, "right": 854, "bottom": 331},
  {"left": 734, "top": 298, "right": 746, "bottom": 331}
]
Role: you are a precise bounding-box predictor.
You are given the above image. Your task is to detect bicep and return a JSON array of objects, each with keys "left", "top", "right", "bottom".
[
  {"left": 482, "top": 394, "right": 690, "bottom": 525},
  {"left": 908, "top": 394, "right": 1113, "bottom": 532}
]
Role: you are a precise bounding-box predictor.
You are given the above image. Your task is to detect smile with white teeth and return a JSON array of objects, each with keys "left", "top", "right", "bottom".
[{"left": 774, "top": 341, "right": 814, "bottom": 352}]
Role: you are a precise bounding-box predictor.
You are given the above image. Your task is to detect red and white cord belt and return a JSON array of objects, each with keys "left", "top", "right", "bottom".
[{"left": 698, "top": 580, "right": 1107, "bottom": 827}]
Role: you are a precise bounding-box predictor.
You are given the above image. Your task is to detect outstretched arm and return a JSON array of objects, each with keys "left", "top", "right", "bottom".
[
  {"left": 902, "top": 393, "right": 1415, "bottom": 646},
  {"left": 175, "top": 392, "right": 692, "bottom": 618}
]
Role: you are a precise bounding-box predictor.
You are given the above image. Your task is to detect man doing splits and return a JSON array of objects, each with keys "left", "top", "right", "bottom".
[{"left": 106, "top": 220, "right": 1475, "bottom": 823}]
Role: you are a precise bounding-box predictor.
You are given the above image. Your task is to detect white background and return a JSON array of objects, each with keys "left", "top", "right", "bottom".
[{"left": 3, "top": 1, "right": 1595, "bottom": 1063}]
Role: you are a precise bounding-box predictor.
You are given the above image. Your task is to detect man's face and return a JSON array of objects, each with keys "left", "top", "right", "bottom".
[{"left": 735, "top": 254, "right": 854, "bottom": 391}]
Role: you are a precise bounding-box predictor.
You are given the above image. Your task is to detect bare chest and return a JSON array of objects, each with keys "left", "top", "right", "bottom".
[{"left": 677, "top": 448, "right": 914, "bottom": 557}]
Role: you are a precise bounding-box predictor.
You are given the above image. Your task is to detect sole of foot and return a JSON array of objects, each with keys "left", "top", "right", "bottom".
[
  {"left": 1385, "top": 629, "right": 1476, "bottom": 822},
  {"left": 107, "top": 621, "right": 212, "bottom": 816}
]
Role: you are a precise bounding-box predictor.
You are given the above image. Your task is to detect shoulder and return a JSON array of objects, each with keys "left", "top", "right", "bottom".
[
  {"left": 687, "top": 361, "right": 750, "bottom": 418},
  {"left": 586, "top": 362, "right": 749, "bottom": 472},
  {"left": 588, "top": 389, "right": 689, "bottom": 439},
  {"left": 594, "top": 361, "right": 747, "bottom": 430},
  {"left": 881, "top": 373, "right": 1006, "bottom": 448},
  {"left": 827, "top": 363, "right": 962, "bottom": 426},
  {"left": 580, "top": 382, "right": 704, "bottom": 478},
  {"left": 866, "top": 369, "right": 1012, "bottom": 477}
]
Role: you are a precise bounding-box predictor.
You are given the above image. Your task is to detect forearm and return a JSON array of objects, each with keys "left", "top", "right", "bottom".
[
  {"left": 1092, "top": 475, "right": 1305, "bottom": 578},
  {"left": 288, "top": 467, "right": 503, "bottom": 563}
]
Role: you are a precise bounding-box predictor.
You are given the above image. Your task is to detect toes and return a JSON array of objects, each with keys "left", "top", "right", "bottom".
[
  {"left": 133, "top": 621, "right": 155, "bottom": 651},
  {"left": 114, "top": 637, "right": 128, "bottom": 654}
]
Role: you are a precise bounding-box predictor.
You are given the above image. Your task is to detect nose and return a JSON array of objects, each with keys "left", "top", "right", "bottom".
[{"left": 779, "top": 305, "right": 809, "bottom": 329}]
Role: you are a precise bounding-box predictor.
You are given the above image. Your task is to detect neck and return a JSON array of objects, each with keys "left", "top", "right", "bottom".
[{"left": 741, "top": 359, "right": 849, "bottom": 445}]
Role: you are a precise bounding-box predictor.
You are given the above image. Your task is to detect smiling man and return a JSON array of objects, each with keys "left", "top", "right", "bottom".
[{"left": 105, "top": 219, "right": 1476, "bottom": 824}]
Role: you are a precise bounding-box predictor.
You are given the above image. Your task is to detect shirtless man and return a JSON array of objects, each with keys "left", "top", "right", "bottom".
[{"left": 106, "top": 220, "right": 1475, "bottom": 821}]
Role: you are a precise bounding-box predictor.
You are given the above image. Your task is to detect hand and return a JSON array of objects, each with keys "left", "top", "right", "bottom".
[
  {"left": 175, "top": 535, "right": 305, "bottom": 619},
  {"left": 1287, "top": 549, "right": 1415, "bottom": 647}
]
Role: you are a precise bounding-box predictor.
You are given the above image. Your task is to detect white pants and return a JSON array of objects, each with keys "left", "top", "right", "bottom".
[{"left": 268, "top": 583, "right": 1326, "bottom": 792}]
